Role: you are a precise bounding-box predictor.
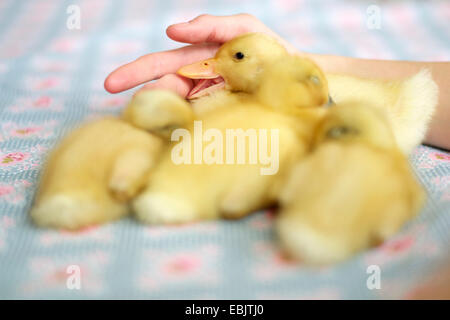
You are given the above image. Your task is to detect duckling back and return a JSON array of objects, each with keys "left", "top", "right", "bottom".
[
  {"left": 326, "top": 69, "right": 438, "bottom": 154},
  {"left": 276, "top": 103, "right": 425, "bottom": 264}
]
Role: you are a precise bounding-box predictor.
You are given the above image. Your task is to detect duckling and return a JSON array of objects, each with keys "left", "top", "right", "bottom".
[
  {"left": 179, "top": 32, "right": 288, "bottom": 96},
  {"left": 326, "top": 70, "right": 438, "bottom": 154},
  {"left": 276, "top": 103, "right": 425, "bottom": 265},
  {"left": 177, "top": 32, "right": 289, "bottom": 115},
  {"left": 132, "top": 104, "right": 306, "bottom": 224},
  {"left": 30, "top": 118, "right": 163, "bottom": 229},
  {"left": 123, "top": 32, "right": 291, "bottom": 137},
  {"left": 123, "top": 89, "right": 194, "bottom": 139},
  {"left": 132, "top": 55, "right": 329, "bottom": 224}
]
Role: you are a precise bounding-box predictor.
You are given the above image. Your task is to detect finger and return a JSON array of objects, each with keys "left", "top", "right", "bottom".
[
  {"left": 135, "top": 74, "right": 194, "bottom": 98},
  {"left": 104, "top": 43, "right": 219, "bottom": 93},
  {"left": 166, "top": 13, "right": 269, "bottom": 44}
]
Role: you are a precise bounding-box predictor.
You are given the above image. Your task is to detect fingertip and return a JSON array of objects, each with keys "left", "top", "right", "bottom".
[
  {"left": 165, "top": 24, "right": 177, "bottom": 40},
  {"left": 104, "top": 74, "right": 121, "bottom": 93},
  {"left": 166, "top": 23, "right": 192, "bottom": 42}
]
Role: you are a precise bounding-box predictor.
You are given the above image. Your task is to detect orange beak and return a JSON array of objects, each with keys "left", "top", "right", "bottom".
[
  {"left": 177, "top": 58, "right": 225, "bottom": 99},
  {"left": 177, "top": 58, "right": 219, "bottom": 79}
]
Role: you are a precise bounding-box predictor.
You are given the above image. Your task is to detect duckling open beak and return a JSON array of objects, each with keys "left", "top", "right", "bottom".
[
  {"left": 177, "top": 58, "right": 218, "bottom": 79},
  {"left": 177, "top": 58, "right": 225, "bottom": 99}
]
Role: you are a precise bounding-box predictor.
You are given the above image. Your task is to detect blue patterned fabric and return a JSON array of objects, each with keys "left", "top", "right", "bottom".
[{"left": 0, "top": 0, "right": 449, "bottom": 299}]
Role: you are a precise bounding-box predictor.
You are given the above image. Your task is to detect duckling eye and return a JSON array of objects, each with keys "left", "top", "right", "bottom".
[
  {"left": 309, "top": 75, "right": 321, "bottom": 85},
  {"left": 326, "top": 126, "right": 359, "bottom": 139},
  {"left": 234, "top": 52, "right": 245, "bottom": 60}
]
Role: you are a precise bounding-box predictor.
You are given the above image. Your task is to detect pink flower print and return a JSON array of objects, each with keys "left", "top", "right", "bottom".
[
  {"left": 365, "top": 233, "right": 418, "bottom": 266},
  {"left": 249, "top": 210, "right": 275, "bottom": 229},
  {"left": 431, "top": 152, "right": 450, "bottom": 162},
  {"left": 33, "top": 96, "right": 52, "bottom": 108},
  {"left": 45, "top": 266, "right": 77, "bottom": 285},
  {"left": 23, "top": 253, "right": 108, "bottom": 296},
  {"left": 46, "top": 63, "right": 66, "bottom": 72},
  {"left": 50, "top": 37, "right": 81, "bottom": 53},
  {"left": 251, "top": 242, "right": 299, "bottom": 281},
  {"left": 7, "top": 97, "right": 63, "bottom": 113},
  {"left": 164, "top": 255, "right": 201, "bottom": 274},
  {"left": 39, "top": 225, "right": 112, "bottom": 246},
  {"left": 139, "top": 246, "right": 220, "bottom": 291},
  {"left": 431, "top": 176, "right": 450, "bottom": 200},
  {"left": 441, "top": 191, "right": 450, "bottom": 202},
  {"left": 103, "top": 97, "right": 126, "bottom": 107},
  {"left": 0, "top": 62, "right": 7, "bottom": 74},
  {"left": 34, "top": 77, "right": 59, "bottom": 90},
  {"left": 105, "top": 40, "right": 143, "bottom": 55},
  {"left": 278, "top": 0, "right": 302, "bottom": 12},
  {"left": 89, "top": 95, "right": 128, "bottom": 110},
  {"left": 0, "top": 216, "right": 15, "bottom": 228},
  {"left": 11, "top": 127, "right": 41, "bottom": 137},
  {"left": 60, "top": 225, "right": 99, "bottom": 235},
  {"left": 0, "top": 185, "right": 14, "bottom": 197},
  {"left": 379, "top": 235, "right": 415, "bottom": 254},
  {"left": 0, "top": 152, "right": 29, "bottom": 165},
  {"left": 31, "top": 56, "right": 68, "bottom": 72},
  {"left": 143, "top": 221, "right": 218, "bottom": 239},
  {"left": 0, "top": 216, "right": 15, "bottom": 252},
  {"left": 0, "top": 180, "right": 32, "bottom": 204}
]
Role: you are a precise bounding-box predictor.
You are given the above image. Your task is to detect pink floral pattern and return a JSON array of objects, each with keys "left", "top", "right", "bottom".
[{"left": 0, "top": 0, "right": 448, "bottom": 299}]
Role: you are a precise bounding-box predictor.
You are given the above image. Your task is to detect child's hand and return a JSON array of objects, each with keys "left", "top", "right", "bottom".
[{"left": 104, "top": 14, "right": 296, "bottom": 97}]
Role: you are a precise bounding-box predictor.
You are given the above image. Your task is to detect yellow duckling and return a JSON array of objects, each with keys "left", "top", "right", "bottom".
[
  {"left": 30, "top": 118, "right": 163, "bottom": 229},
  {"left": 123, "top": 32, "right": 292, "bottom": 138},
  {"left": 276, "top": 103, "right": 425, "bottom": 265},
  {"left": 123, "top": 89, "right": 194, "bottom": 139},
  {"left": 132, "top": 55, "right": 329, "bottom": 224},
  {"left": 326, "top": 71, "right": 438, "bottom": 154},
  {"left": 176, "top": 32, "right": 289, "bottom": 115},
  {"left": 178, "top": 32, "right": 288, "bottom": 97}
]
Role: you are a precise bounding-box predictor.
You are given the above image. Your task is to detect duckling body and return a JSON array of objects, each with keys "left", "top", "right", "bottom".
[
  {"left": 133, "top": 103, "right": 322, "bottom": 224},
  {"left": 31, "top": 118, "right": 163, "bottom": 229},
  {"left": 326, "top": 70, "right": 438, "bottom": 154},
  {"left": 276, "top": 103, "right": 425, "bottom": 265}
]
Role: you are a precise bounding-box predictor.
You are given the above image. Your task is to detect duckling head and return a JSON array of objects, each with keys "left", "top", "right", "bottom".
[
  {"left": 256, "top": 56, "right": 329, "bottom": 110},
  {"left": 177, "top": 33, "right": 288, "bottom": 99},
  {"left": 312, "top": 103, "right": 398, "bottom": 151}
]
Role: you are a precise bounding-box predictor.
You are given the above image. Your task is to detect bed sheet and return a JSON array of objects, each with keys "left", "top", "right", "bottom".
[{"left": 0, "top": 0, "right": 449, "bottom": 299}]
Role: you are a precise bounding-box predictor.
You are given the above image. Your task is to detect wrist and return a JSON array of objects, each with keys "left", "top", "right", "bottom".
[{"left": 301, "top": 52, "right": 353, "bottom": 74}]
